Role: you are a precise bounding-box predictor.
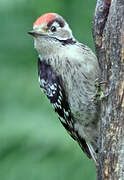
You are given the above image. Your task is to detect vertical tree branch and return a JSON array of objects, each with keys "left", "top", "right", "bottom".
[{"left": 93, "top": 0, "right": 124, "bottom": 179}]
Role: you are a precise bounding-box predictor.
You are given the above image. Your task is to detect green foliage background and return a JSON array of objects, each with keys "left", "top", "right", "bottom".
[{"left": 0, "top": 0, "right": 97, "bottom": 179}]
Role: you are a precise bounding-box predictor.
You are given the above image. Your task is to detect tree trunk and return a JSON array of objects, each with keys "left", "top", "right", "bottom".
[{"left": 92, "top": 0, "right": 124, "bottom": 179}]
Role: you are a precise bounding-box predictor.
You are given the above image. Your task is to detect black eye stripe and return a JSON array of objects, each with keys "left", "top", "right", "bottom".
[{"left": 48, "top": 18, "right": 65, "bottom": 28}]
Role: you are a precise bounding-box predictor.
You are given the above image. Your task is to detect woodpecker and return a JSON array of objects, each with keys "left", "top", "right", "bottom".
[{"left": 28, "top": 13, "right": 100, "bottom": 164}]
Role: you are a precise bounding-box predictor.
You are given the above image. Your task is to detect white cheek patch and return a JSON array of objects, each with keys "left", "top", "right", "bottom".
[{"left": 64, "top": 23, "right": 73, "bottom": 38}]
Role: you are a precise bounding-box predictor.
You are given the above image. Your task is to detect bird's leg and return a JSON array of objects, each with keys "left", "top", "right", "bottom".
[{"left": 94, "top": 78, "right": 109, "bottom": 102}]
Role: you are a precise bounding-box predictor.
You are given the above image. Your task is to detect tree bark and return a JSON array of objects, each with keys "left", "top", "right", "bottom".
[{"left": 92, "top": 0, "right": 124, "bottom": 179}]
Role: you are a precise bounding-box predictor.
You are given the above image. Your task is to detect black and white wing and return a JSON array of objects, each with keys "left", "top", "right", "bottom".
[{"left": 38, "top": 57, "right": 92, "bottom": 159}]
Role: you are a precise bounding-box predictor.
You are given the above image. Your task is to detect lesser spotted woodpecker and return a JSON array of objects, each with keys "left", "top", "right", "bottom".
[{"left": 28, "top": 13, "right": 100, "bottom": 165}]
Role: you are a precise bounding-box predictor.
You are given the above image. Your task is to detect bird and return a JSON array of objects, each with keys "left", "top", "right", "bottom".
[{"left": 28, "top": 13, "right": 100, "bottom": 165}]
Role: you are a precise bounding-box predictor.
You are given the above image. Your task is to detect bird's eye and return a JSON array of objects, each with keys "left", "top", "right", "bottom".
[{"left": 50, "top": 26, "right": 57, "bottom": 32}]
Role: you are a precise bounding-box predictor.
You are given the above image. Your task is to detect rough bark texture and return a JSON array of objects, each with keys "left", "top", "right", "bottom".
[{"left": 93, "top": 0, "right": 124, "bottom": 179}]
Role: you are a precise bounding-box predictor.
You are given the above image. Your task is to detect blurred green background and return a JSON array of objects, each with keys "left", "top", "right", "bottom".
[{"left": 0, "top": 0, "right": 97, "bottom": 179}]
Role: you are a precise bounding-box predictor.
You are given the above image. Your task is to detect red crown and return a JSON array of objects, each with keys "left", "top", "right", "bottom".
[{"left": 33, "top": 13, "right": 56, "bottom": 26}]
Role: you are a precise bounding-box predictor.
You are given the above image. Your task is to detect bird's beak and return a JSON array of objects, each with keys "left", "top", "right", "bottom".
[
  {"left": 28, "top": 30, "right": 47, "bottom": 38},
  {"left": 28, "top": 30, "right": 37, "bottom": 37}
]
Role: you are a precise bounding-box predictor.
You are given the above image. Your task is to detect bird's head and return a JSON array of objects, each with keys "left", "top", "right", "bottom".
[{"left": 28, "top": 13, "right": 73, "bottom": 42}]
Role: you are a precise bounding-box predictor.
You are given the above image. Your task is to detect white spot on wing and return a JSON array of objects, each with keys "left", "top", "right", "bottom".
[
  {"left": 64, "top": 109, "right": 69, "bottom": 117},
  {"left": 39, "top": 77, "right": 58, "bottom": 97},
  {"left": 59, "top": 116, "right": 66, "bottom": 124},
  {"left": 57, "top": 99, "right": 61, "bottom": 104}
]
